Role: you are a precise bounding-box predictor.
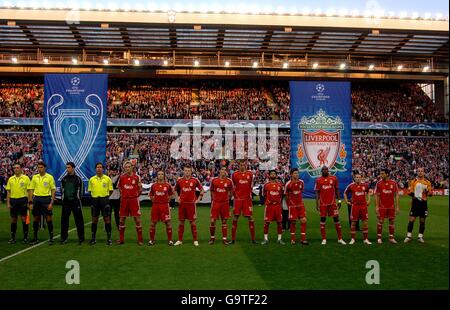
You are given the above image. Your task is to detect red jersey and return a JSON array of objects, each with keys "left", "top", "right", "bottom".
[
  {"left": 210, "top": 177, "right": 233, "bottom": 202},
  {"left": 232, "top": 171, "right": 253, "bottom": 200},
  {"left": 175, "top": 177, "right": 203, "bottom": 203},
  {"left": 284, "top": 179, "right": 305, "bottom": 207},
  {"left": 315, "top": 175, "right": 339, "bottom": 206},
  {"left": 263, "top": 181, "right": 284, "bottom": 205},
  {"left": 344, "top": 182, "right": 369, "bottom": 205},
  {"left": 375, "top": 179, "right": 398, "bottom": 208},
  {"left": 150, "top": 182, "right": 173, "bottom": 204},
  {"left": 118, "top": 173, "right": 141, "bottom": 198}
]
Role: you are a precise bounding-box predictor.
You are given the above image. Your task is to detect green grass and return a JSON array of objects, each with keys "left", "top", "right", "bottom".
[{"left": 0, "top": 196, "right": 448, "bottom": 290}]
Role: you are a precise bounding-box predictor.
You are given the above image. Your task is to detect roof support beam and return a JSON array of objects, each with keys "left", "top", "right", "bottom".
[
  {"left": 261, "top": 30, "right": 274, "bottom": 50},
  {"left": 69, "top": 26, "right": 85, "bottom": 48},
  {"left": 120, "top": 27, "right": 131, "bottom": 48},
  {"left": 19, "top": 25, "right": 39, "bottom": 46},
  {"left": 349, "top": 33, "right": 367, "bottom": 52},
  {"left": 216, "top": 29, "right": 225, "bottom": 49},
  {"left": 305, "top": 32, "right": 320, "bottom": 51},
  {"left": 392, "top": 34, "right": 414, "bottom": 53},
  {"left": 169, "top": 27, "right": 177, "bottom": 48}
]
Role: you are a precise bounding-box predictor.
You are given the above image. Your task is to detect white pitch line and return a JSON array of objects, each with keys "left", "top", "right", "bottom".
[{"left": 0, "top": 217, "right": 103, "bottom": 264}]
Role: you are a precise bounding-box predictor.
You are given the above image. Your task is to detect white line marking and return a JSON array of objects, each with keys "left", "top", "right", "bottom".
[{"left": 0, "top": 217, "right": 102, "bottom": 264}]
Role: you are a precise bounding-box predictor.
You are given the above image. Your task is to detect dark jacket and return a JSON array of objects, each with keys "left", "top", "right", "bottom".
[{"left": 61, "top": 174, "right": 83, "bottom": 202}]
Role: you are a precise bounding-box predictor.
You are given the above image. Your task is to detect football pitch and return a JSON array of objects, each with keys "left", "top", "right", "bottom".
[{"left": 0, "top": 196, "right": 448, "bottom": 290}]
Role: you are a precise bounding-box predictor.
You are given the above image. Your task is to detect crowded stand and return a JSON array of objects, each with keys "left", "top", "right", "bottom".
[
  {"left": 0, "top": 84, "right": 43, "bottom": 118},
  {"left": 196, "top": 82, "right": 274, "bottom": 120},
  {"left": 0, "top": 81, "right": 445, "bottom": 123},
  {"left": 108, "top": 86, "right": 192, "bottom": 119},
  {"left": 351, "top": 83, "right": 446, "bottom": 122},
  {"left": 0, "top": 132, "right": 447, "bottom": 190}
]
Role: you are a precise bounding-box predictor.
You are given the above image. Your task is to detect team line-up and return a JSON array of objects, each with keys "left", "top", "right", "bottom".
[{"left": 5, "top": 160, "right": 432, "bottom": 247}]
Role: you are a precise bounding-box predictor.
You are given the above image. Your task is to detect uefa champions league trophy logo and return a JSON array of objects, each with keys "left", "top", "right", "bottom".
[{"left": 46, "top": 93, "right": 103, "bottom": 181}]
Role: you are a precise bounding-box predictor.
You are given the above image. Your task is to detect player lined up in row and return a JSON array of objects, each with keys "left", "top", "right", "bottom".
[{"left": 5, "top": 160, "right": 432, "bottom": 247}]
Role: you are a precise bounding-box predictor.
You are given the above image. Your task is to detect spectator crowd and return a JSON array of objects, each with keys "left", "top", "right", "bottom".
[
  {"left": 1, "top": 133, "right": 448, "bottom": 190},
  {"left": 1, "top": 79, "right": 447, "bottom": 191},
  {"left": 0, "top": 81, "right": 445, "bottom": 122}
]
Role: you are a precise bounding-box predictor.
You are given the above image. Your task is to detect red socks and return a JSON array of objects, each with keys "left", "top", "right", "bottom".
[
  {"left": 222, "top": 224, "right": 227, "bottom": 240},
  {"left": 191, "top": 223, "right": 198, "bottom": 241},
  {"left": 249, "top": 220, "right": 255, "bottom": 241},
  {"left": 320, "top": 222, "right": 326, "bottom": 240},
  {"left": 300, "top": 222, "right": 306, "bottom": 241},
  {"left": 136, "top": 225, "right": 143, "bottom": 242},
  {"left": 150, "top": 226, "right": 156, "bottom": 242},
  {"left": 335, "top": 222, "right": 342, "bottom": 240},
  {"left": 166, "top": 226, "right": 172, "bottom": 241},
  {"left": 119, "top": 225, "right": 125, "bottom": 242},
  {"left": 232, "top": 220, "right": 238, "bottom": 241},
  {"left": 263, "top": 222, "right": 269, "bottom": 234},
  {"left": 277, "top": 222, "right": 283, "bottom": 235},
  {"left": 389, "top": 224, "right": 395, "bottom": 238},
  {"left": 178, "top": 224, "right": 184, "bottom": 241},
  {"left": 377, "top": 223, "right": 382, "bottom": 239},
  {"left": 351, "top": 225, "right": 356, "bottom": 239},
  {"left": 290, "top": 222, "right": 296, "bottom": 242}
]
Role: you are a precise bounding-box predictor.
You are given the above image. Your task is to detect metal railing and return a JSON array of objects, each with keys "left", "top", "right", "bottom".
[{"left": 0, "top": 52, "right": 446, "bottom": 73}]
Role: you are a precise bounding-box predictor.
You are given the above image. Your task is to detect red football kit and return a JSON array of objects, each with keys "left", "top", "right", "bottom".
[
  {"left": 232, "top": 171, "right": 254, "bottom": 217},
  {"left": 175, "top": 177, "right": 203, "bottom": 221},
  {"left": 344, "top": 182, "right": 369, "bottom": 221},
  {"left": 150, "top": 182, "right": 173, "bottom": 222},
  {"left": 263, "top": 181, "right": 284, "bottom": 222},
  {"left": 284, "top": 179, "right": 306, "bottom": 220},
  {"left": 118, "top": 173, "right": 142, "bottom": 243},
  {"left": 118, "top": 173, "right": 141, "bottom": 217},
  {"left": 210, "top": 177, "right": 233, "bottom": 220},
  {"left": 375, "top": 180, "right": 398, "bottom": 219},
  {"left": 285, "top": 179, "right": 308, "bottom": 242},
  {"left": 315, "top": 175, "right": 339, "bottom": 217}
]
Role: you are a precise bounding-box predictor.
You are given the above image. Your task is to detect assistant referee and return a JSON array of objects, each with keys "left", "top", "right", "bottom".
[
  {"left": 60, "top": 162, "right": 85, "bottom": 245},
  {"left": 27, "top": 161, "right": 56, "bottom": 245},
  {"left": 6, "top": 163, "right": 30, "bottom": 244},
  {"left": 88, "top": 163, "right": 114, "bottom": 245}
]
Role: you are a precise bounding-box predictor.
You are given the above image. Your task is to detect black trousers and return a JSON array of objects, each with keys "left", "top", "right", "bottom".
[
  {"left": 110, "top": 199, "right": 121, "bottom": 230},
  {"left": 61, "top": 199, "right": 85, "bottom": 241},
  {"left": 347, "top": 204, "right": 360, "bottom": 230},
  {"left": 282, "top": 209, "right": 290, "bottom": 230}
]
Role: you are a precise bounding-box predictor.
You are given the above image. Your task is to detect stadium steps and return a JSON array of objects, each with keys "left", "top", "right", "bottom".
[
  {"left": 133, "top": 144, "right": 140, "bottom": 155},
  {"left": 191, "top": 88, "right": 200, "bottom": 105},
  {"left": 266, "top": 87, "right": 280, "bottom": 120},
  {"left": 264, "top": 87, "right": 275, "bottom": 107}
]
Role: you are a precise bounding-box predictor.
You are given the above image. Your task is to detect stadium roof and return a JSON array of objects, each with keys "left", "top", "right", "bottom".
[{"left": 0, "top": 9, "right": 448, "bottom": 77}]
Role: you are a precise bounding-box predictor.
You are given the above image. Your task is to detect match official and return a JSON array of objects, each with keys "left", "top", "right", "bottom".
[
  {"left": 27, "top": 161, "right": 56, "bottom": 245},
  {"left": 60, "top": 162, "right": 85, "bottom": 245},
  {"left": 5, "top": 163, "right": 30, "bottom": 244},
  {"left": 88, "top": 163, "right": 114, "bottom": 245}
]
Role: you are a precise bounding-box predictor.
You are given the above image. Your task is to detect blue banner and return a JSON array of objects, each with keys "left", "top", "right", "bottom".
[
  {"left": 43, "top": 74, "right": 107, "bottom": 191},
  {"left": 290, "top": 81, "right": 352, "bottom": 198}
]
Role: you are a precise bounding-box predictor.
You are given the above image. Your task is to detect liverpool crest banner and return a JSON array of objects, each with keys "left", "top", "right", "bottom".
[
  {"left": 290, "top": 81, "right": 352, "bottom": 198},
  {"left": 43, "top": 74, "right": 107, "bottom": 194}
]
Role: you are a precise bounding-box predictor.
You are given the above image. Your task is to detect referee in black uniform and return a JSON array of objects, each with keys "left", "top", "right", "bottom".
[{"left": 60, "top": 162, "right": 85, "bottom": 245}]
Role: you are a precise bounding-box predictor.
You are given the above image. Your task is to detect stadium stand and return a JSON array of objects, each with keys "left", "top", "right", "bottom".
[
  {"left": 1, "top": 132, "right": 447, "bottom": 190},
  {"left": 0, "top": 81, "right": 445, "bottom": 122}
]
